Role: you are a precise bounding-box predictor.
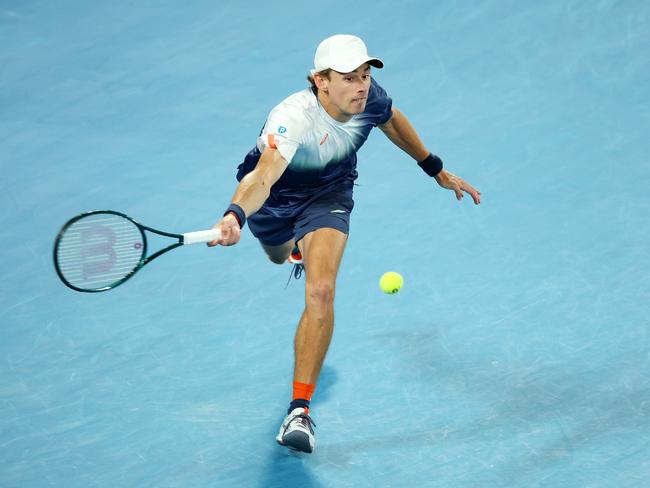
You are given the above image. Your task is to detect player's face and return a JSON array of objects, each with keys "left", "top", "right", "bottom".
[{"left": 319, "top": 64, "right": 372, "bottom": 122}]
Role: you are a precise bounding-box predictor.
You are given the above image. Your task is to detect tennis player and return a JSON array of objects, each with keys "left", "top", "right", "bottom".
[{"left": 208, "top": 34, "right": 481, "bottom": 453}]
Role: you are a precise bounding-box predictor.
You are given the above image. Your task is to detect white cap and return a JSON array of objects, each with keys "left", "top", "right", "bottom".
[{"left": 311, "top": 34, "right": 384, "bottom": 75}]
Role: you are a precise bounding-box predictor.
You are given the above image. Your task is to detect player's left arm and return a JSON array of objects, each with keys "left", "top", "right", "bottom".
[{"left": 379, "top": 107, "right": 481, "bottom": 205}]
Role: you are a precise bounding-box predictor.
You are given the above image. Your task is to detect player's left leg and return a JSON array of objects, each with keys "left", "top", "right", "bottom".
[
  {"left": 276, "top": 227, "right": 347, "bottom": 453},
  {"left": 245, "top": 210, "right": 297, "bottom": 264},
  {"left": 260, "top": 240, "right": 295, "bottom": 264},
  {"left": 293, "top": 227, "right": 347, "bottom": 384}
]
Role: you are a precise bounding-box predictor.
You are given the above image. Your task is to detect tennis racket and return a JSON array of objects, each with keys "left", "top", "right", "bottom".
[{"left": 53, "top": 210, "right": 221, "bottom": 292}]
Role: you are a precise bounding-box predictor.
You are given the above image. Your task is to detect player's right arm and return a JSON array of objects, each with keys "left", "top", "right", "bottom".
[{"left": 208, "top": 148, "right": 289, "bottom": 247}]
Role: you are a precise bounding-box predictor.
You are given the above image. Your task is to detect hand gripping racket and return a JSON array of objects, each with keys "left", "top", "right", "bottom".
[{"left": 53, "top": 210, "right": 221, "bottom": 292}]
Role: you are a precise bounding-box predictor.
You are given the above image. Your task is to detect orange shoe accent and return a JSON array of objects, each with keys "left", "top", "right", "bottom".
[{"left": 293, "top": 382, "right": 315, "bottom": 402}]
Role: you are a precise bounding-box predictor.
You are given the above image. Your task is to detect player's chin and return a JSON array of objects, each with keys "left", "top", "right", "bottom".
[{"left": 349, "top": 98, "right": 367, "bottom": 113}]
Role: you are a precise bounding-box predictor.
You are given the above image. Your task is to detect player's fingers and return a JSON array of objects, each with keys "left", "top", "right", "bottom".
[
  {"left": 462, "top": 183, "right": 481, "bottom": 205},
  {"left": 207, "top": 236, "right": 225, "bottom": 247},
  {"left": 207, "top": 221, "right": 240, "bottom": 247},
  {"left": 207, "top": 225, "right": 224, "bottom": 247},
  {"left": 454, "top": 183, "right": 464, "bottom": 200},
  {"left": 207, "top": 230, "right": 229, "bottom": 247},
  {"left": 217, "top": 231, "right": 231, "bottom": 246},
  {"left": 220, "top": 226, "right": 240, "bottom": 246},
  {"left": 207, "top": 233, "right": 221, "bottom": 247}
]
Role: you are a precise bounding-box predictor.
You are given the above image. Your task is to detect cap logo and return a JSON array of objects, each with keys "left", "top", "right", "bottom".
[{"left": 278, "top": 126, "right": 287, "bottom": 134}]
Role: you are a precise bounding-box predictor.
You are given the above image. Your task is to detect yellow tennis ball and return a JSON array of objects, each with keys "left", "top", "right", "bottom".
[{"left": 379, "top": 272, "right": 404, "bottom": 294}]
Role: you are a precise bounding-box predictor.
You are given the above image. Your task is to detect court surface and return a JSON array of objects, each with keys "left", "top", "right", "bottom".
[{"left": 2, "top": 1, "right": 649, "bottom": 486}]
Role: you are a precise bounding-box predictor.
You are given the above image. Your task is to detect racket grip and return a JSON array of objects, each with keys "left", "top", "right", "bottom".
[{"left": 183, "top": 229, "right": 222, "bottom": 245}]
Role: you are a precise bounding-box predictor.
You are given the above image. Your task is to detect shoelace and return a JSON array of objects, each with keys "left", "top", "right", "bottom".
[
  {"left": 285, "top": 263, "right": 305, "bottom": 288},
  {"left": 289, "top": 413, "right": 316, "bottom": 435}
]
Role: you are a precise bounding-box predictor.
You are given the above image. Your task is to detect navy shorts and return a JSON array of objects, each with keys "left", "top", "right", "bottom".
[{"left": 247, "top": 191, "right": 354, "bottom": 246}]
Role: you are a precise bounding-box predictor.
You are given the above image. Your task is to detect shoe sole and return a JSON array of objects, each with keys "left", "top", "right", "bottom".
[{"left": 278, "top": 431, "right": 313, "bottom": 454}]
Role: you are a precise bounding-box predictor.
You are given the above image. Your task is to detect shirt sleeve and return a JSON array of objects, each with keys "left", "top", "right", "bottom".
[
  {"left": 368, "top": 78, "right": 393, "bottom": 126},
  {"left": 257, "top": 104, "right": 307, "bottom": 164}
]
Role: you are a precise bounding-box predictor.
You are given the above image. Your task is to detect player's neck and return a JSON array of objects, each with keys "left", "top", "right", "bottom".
[{"left": 317, "top": 91, "right": 353, "bottom": 123}]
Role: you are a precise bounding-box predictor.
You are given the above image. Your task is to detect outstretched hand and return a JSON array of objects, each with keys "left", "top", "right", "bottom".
[
  {"left": 435, "top": 169, "right": 481, "bottom": 205},
  {"left": 207, "top": 213, "right": 241, "bottom": 247}
]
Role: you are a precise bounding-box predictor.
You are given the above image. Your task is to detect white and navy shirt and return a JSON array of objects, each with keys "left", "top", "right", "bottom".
[{"left": 236, "top": 78, "right": 393, "bottom": 214}]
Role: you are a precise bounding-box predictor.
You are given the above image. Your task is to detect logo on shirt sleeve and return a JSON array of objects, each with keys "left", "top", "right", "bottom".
[{"left": 278, "top": 126, "right": 287, "bottom": 134}]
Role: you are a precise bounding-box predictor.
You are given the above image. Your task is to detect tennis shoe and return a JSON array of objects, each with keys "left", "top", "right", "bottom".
[
  {"left": 286, "top": 247, "right": 304, "bottom": 284},
  {"left": 275, "top": 407, "right": 316, "bottom": 453},
  {"left": 288, "top": 247, "right": 303, "bottom": 265}
]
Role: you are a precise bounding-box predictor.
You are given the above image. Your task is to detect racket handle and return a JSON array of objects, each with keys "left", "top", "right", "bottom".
[{"left": 182, "top": 229, "right": 222, "bottom": 245}]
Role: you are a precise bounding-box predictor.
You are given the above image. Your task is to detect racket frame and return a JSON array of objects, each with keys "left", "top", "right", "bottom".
[{"left": 53, "top": 210, "right": 185, "bottom": 293}]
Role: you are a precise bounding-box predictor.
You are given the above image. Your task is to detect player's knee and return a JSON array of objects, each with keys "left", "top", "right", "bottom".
[{"left": 306, "top": 281, "right": 335, "bottom": 308}]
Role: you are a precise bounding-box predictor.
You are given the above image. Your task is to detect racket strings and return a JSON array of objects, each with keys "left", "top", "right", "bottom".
[{"left": 55, "top": 213, "right": 145, "bottom": 291}]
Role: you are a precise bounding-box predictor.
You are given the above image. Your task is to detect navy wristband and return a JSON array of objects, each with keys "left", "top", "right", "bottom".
[
  {"left": 417, "top": 153, "right": 443, "bottom": 177},
  {"left": 224, "top": 203, "right": 246, "bottom": 228}
]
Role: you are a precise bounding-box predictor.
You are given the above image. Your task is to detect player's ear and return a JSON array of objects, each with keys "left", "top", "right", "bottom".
[{"left": 314, "top": 72, "right": 329, "bottom": 93}]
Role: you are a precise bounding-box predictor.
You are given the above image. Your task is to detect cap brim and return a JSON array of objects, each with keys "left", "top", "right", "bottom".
[
  {"left": 315, "top": 56, "right": 382, "bottom": 75},
  {"left": 332, "top": 56, "right": 384, "bottom": 73}
]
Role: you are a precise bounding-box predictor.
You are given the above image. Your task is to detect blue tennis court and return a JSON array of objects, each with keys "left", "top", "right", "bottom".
[{"left": 2, "top": 1, "right": 649, "bottom": 486}]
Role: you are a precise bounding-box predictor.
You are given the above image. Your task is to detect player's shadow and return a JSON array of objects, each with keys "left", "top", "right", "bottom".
[
  {"left": 256, "top": 366, "right": 338, "bottom": 488},
  {"left": 313, "top": 364, "right": 337, "bottom": 403},
  {"left": 318, "top": 326, "right": 649, "bottom": 484},
  {"left": 257, "top": 450, "right": 325, "bottom": 488}
]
